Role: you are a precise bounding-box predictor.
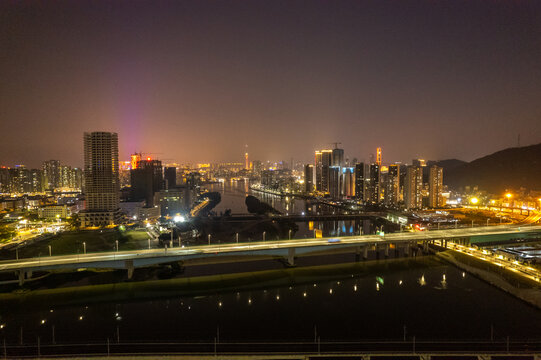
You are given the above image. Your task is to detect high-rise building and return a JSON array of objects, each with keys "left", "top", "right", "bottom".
[
  {"left": 332, "top": 148, "right": 344, "bottom": 167},
  {"left": 130, "top": 153, "right": 141, "bottom": 170},
  {"left": 384, "top": 164, "right": 400, "bottom": 206},
  {"left": 404, "top": 166, "right": 423, "bottom": 210},
  {"left": 304, "top": 164, "right": 314, "bottom": 193},
  {"left": 428, "top": 165, "right": 443, "bottom": 208},
  {"left": 11, "top": 166, "right": 32, "bottom": 193},
  {"left": 367, "top": 163, "right": 380, "bottom": 204},
  {"left": 315, "top": 151, "right": 322, "bottom": 191},
  {"left": 354, "top": 163, "right": 366, "bottom": 202},
  {"left": 131, "top": 159, "right": 163, "bottom": 207},
  {"left": 315, "top": 149, "right": 332, "bottom": 193},
  {"left": 328, "top": 166, "right": 341, "bottom": 199},
  {"left": 164, "top": 167, "right": 177, "bottom": 189},
  {"left": 30, "top": 169, "right": 45, "bottom": 193},
  {"left": 81, "top": 132, "right": 120, "bottom": 227},
  {"left": 376, "top": 147, "right": 382, "bottom": 166},
  {"left": 341, "top": 167, "right": 355, "bottom": 198},
  {"left": 245, "top": 152, "right": 249, "bottom": 170},
  {"left": 321, "top": 150, "right": 332, "bottom": 193},
  {"left": 43, "top": 160, "right": 61, "bottom": 190}
]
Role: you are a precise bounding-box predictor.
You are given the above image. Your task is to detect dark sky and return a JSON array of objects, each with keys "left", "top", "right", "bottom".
[{"left": 1, "top": 0, "right": 541, "bottom": 168}]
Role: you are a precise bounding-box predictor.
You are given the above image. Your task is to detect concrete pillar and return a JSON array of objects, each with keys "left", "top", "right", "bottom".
[
  {"left": 405, "top": 243, "right": 410, "bottom": 257},
  {"left": 26, "top": 270, "right": 32, "bottom": 278},
  {"left": 18, "top": 270, "right": 24, "bottom": 286},
  {"left": 384, "top": 244, "right": 389, "bottom": 257},
  {"left": 125, "top": 260, "right": 134, "bottom": 280},
  {"left": 287, "top": 248, "right": 295, "bottom": 266},
  {"left": 363, "top": 246, "right": 368, "bottom": 260}
]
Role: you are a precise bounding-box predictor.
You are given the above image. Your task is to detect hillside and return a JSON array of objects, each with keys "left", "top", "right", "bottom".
[{"left": 443, "top": 143, "right": 541, "bottom": 194}]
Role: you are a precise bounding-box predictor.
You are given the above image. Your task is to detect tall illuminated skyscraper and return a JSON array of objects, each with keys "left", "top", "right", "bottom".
[
  {"left": 81, "top": 132, "right": 120, "bottom": 227},
  {"left": 429, "top": 165, "right": 444, "bottom": 208},
  {"left": 43, "top": 160, "right": 60, "bottom": 190},
  {"left": 376, "top": 147, "right": 382, "bottom": 166},
  {"left": 367, "top": 163, "right": 380, "bottom": 204},
  {"left": 404, "top": 165, "right": 423, "bottom": 210},
  {"left": 384, "top": 164, "right": 400, "bottom": 206}
]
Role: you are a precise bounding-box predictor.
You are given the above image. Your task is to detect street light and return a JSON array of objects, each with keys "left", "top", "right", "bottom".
[{"left": 470, "top": 197, "right": 479, "bottom": 205}]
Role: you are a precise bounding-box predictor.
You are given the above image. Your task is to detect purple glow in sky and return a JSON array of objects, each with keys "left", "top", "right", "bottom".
[{"left": 1, "top": 0, "right": 541, "bottom": 168}]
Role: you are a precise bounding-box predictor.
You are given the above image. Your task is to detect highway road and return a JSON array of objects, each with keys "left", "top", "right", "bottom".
[{"left": 1, "top": 224, "right": 540, "bottom": 273}]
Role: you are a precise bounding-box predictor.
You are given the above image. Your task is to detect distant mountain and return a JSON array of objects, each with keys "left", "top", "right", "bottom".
[
  {"left": 442, "top": 143, "right": 541, "bottom": 194},
  {"left": 429, "top": 159, "right": 467, "bottom": 173}
]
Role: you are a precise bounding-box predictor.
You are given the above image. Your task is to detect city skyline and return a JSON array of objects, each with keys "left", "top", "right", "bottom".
[{"left": 2, "top": 0, "right": 541, "bottom": 167}]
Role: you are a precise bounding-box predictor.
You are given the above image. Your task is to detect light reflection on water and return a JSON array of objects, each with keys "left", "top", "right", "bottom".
[{"left": 2, "top": 261, "right": 541, "bottom": 343}]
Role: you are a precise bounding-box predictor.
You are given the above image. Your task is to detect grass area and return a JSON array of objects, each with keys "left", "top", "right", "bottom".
[{"left": 4, "top": 229, "right": 151, "bottom": 259}]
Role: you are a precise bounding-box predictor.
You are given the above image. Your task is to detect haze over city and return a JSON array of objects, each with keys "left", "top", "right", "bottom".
[
  {"left": 3, "top": 1, "right": 541, "bottom": 358},
  {"left": 2, "top": 0, "right": 541, "bottom": 167}
]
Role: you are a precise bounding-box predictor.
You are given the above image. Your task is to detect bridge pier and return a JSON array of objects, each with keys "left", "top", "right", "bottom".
[
  {"left": 384, "top": 244, "right": 389, "bottom": 257},
  {"left": 287, "top": 248, "right": 295, "bottom": 266},
  {"left": 18, "top": 270, "right": 24, "bottom": 286},
  {"left": 125, "top": 260, "right": 134, "bottom": 280},
  {"left": 363, "top": 246, "right": 368, "bottom": 260}
]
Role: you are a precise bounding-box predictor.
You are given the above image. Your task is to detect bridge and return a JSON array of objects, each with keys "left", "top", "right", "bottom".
[{"left": 1, "top": 224, "right": 541, "bottom": 285}]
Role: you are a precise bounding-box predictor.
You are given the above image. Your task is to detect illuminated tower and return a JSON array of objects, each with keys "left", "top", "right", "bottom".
[
  {"left": 405, "top": 165, "right": 423, "bottom": 210},
  {"left": 429, "top": 165, "right": 443, "bottom": 208},
  {"left": 315, "top": 151, "right": 322, "bottom": 191},
  {"left": 81, "top": 132, "right": 120, "bottom": 227},
  {"left": 245, "top": 152, "right": 249, "bottom": 170},
  {"left": 376, "top": 147, "right": 382, "bottom": 166},
  {"left": 130, "top": 153, "right": 141, "bottom": 170}
]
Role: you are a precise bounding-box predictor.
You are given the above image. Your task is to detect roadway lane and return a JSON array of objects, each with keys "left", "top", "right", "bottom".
[{"left": 1, "top": 224, "right": 540, "bottom": 272}]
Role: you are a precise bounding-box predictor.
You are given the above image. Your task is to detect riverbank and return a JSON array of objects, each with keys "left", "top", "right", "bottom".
[
  {"left": 437, "top": 250, "right": 541, "bottom": 309},
  {"left": 0, "top": 255, "right": 437, "bottom": 310}
]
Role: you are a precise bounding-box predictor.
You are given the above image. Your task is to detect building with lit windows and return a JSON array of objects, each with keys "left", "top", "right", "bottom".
[
  {"left": 80, "top": 132, "right": 121, "bottom": 227},
  {"left": 405, "top": 165, "right": 423, "bottom": 210},
  {"left": 384, "top": 164, "right": 400, "bottom": 206},
  {"left": 429, "top": 165, "right": 444, "bottom": 208}
]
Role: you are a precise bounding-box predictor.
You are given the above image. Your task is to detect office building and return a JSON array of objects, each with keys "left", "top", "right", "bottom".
[
  {"left": 376, "top": 147, "right": 382, "bottom": 166},
  {"left": 164, "top": 167, "right": 177, "bottom": 189},
  {"left": 81, "top": 132, "right": 120, "bottom": 227},
  {"left": 332, "top": 148, "right": 344, "bottom": 167},
  {"left": 131, "top": 158, "right": 163, "bottom": 207},
  {"left": 328, "top": 166, "right": 341, "bottom": 199},
  {"left": 341, "top": 167, "right": 355, "bottom": 198}
]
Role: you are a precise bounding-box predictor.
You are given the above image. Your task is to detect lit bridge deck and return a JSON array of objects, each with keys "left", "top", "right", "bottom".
[{"left": 1, "top": 224, "right": 540, "bottom": 281}]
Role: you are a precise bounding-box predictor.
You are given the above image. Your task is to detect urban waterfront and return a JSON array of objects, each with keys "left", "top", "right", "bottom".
[
  {"left": 208, "top": 180, "right": 361, "bottom": 238},
  {"left": 1, "top": 184, "right": 541, "bottom": 351},
  {"left": 2, "top": 257, "right": 541, "bottom": 347}
]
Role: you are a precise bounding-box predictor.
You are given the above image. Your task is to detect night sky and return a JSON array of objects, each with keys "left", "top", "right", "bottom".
[{"left": 1, "top": 0, "right": 541, "bottom": 168}]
